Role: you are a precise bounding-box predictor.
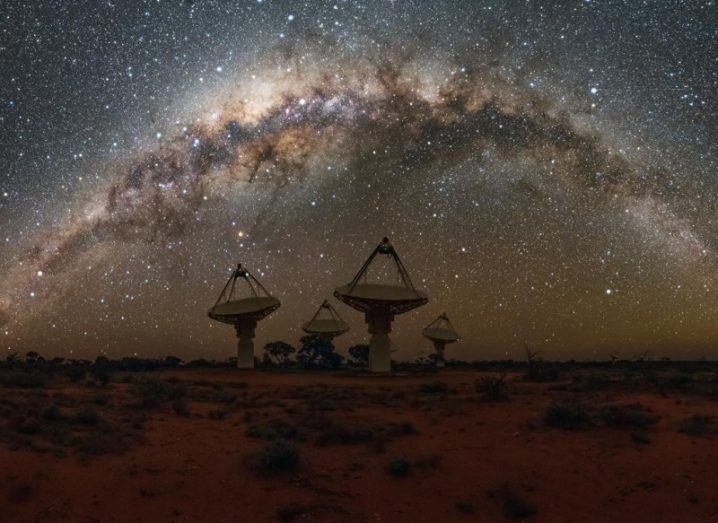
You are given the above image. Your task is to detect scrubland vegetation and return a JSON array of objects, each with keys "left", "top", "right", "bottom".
[{"left": 1, "top": 349, "right": 717, "bottom": 521}]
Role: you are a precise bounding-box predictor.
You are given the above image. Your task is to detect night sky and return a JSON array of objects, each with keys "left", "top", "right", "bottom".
[{"left": 1, "top": 1, "right": 717, "bottom": 361}]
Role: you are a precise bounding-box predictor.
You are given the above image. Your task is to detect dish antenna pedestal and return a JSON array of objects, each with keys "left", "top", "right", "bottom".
[
  {"left": 234, "top": 320, "right": 257, "bottom": 368},
  {"left": 334, "top": 237, "right": 428, "bottom": 373},
  {"left": 366, "top": 312, "right": 393, "bottom": 372},
  {"left": 422, "top": 313, "right": 460, "bottom": 368},
  {"left": 208, "top": 264, "right": 280, "bottom": 369}
]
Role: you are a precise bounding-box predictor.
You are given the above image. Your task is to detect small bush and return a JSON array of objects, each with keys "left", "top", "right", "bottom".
[
  {"left": 40, "top": 403, "right": 63, "bottom": 422},
  {"left": 7, "top": 482, "right": 33, "bottom": 503},
  {"left": 0, "top": 372, "right": 47, "bottom": 389},
  {"left": 415, "top": 454, "right": 441, "bottom": 470},
  {"left": 544, "top": 402, "right": 591, "bottom": 430},
  {"left": 679, "top": 416, "right": 717, "bottom": 437},
  {"left": 523, "top": 363, "right": 561, "bottom": 383},
  {"left": 16, "top": 417, "right": 41, "bottom": 434},
  {"left": 476, "top": 375, "right": 509, "bottom": 401},
  {"left": 631, "top": 432, "right": 651, "bottom": 445},
  {"left": 386, "top": 456, "right": 410, "bottom": 477},
  {"left": 600, "top": 404, "right": 660, "bottom": 428},
  {"left": 93, "top": 392, "right": 109, "bottom": 406},
  {"left": 256, "top": 439, "right": 299, "bottom": 475},
  {"left": 276, "top": 503, "right": 309, "bottom": 522},
  {"left": 419, "top": 381, "right": 449, "bottom": 394},
  {"left": 384, "top": 421, "right": 417, "bottom": 438},
  {"left": 209, "top": 410, "right": 226, "bottom": 420},
  {"left": 171, "top": 399, "right": 190, "bottom": 416},
  {"left": 503, "top": 491, "right": 537, "bottom": 520},
  {"left": 246, "top": 419, "right": 299, "bottom": 441},
  {"left": 94, "top": 370, "right": 111, "bottom": 387},
  {"left": 74, "top": 406, "right": 100, "bottom": 426},
  {"left": 134, "top": 378, "right": 186, "bottom": 408},
  {"left": 78, "top": 430, "right": 131, "bottom": 455},
  {"left": 316, "top": 422, "right": 373, "bottom": 446},
  {"left": 65, "top": 365, "right": 87, "bottom": 383}
]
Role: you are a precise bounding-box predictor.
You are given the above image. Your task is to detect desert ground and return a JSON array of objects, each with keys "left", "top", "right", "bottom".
[{"left": 1, "top": 363, "right": 718, "bottom": 522}]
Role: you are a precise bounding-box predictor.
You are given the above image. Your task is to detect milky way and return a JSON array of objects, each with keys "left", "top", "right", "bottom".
[{"left": 1, "top": 1, "right": 716, "bottom": 360}]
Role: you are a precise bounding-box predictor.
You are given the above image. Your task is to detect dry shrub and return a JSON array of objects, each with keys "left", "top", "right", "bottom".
[
  {"left": 679, "top": 416, "right": 717, "bottom": 437},
  {"left": 599, "top": 403, "right": 660, "bottom": 428},
  {"left": 476, "top": 375, "right": 509, "bottom": 402},
  {"left": 544, "top": 402, "right": 592, "bottom": 430},
  {"left": 249, "top": 439, "right": 300, "bottom": 475}
]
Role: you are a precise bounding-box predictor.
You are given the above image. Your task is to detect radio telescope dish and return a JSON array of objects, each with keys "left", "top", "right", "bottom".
[
  {"left": 422, "top": 313, "right": 460, "bottom": 367},
  {"left": 302, "top": 300, "right": 349, "bottom": 339},
  {"left": 208, "top": 264, "right": 280, "bottom": 368},
  {"left": 334, "top": 237, "right": 428, "bottom": 372}
]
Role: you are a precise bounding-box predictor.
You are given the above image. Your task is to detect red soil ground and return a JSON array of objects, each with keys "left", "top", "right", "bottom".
[{"left": 1, "top": 369, "right": 717, "bottom": 522}]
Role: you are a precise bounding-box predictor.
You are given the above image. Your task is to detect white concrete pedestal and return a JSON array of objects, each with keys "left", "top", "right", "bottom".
[
  {"left": 367, "top": 313, "right": 394, "bottom": 373},
  {"left": 434, "top": 341, "right": 446, "bottom": 368},
  {"left": 234, "top": 319, "right": 257, "bottom": 369}
]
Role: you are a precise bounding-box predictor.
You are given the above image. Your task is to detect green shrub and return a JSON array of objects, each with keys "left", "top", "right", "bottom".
[
  {"left": 600, "top": 404, "right": 660, "bottom": 428},
  {"left": 523, "top": 364, "right": 560, "bottom": 383},
  {"left": 414, "top": 454, "right": 441, "bottom": 470},
  {"left": 78, "top": 429, "right": 131, "bottom": 455},
  {"left": 209, "top": 410, "right": 226, "bottom": 420},
  {"left": 0, "top": 372, "right": 47, "bottom": 389},
  {"left": 133, "top": 378, "right": 186, "bottom": 408},
  {"left": 171, "top": 399, "right": 190, "bottom": 416},
  {"left": 419, "top": 381, "right": 448, "bottom": 394},
  {"left": 315, "top": 422, "right": 373, "bottom": 446},
  {"left": 74, "top": 406, "right": 100, "bottom": 426},
  {"left": 476, "top": 375, "right": 509, "bottom": 401},
  {"left": 40, "top": 403, "right": 63, "bottom": 421},
  {"left": 679, "top": 416, "right": 717, "bottom": 437},
  {"left": 276, "top": 503, "right": 309, "bottom": 522},
  {"left": 246, "top": 419, "right": 299, "bottom": 441},
  {"left": 7, "top": 482, "right": 33, "bottom": 503},
  {"left": 544, "top": 402, "right": 591, "bottom": 430},
  {"left": 65, "top": 365, "right": 87, "bottom": 383},
  {"left": 94, "top": 370, "right": 111, "bottom": 387},
  {"left": 257, "top": 439, "right": 299, "bottom": 474},
  {"left": 503, "top": 491, "right": 537, "bottom": 520},
  {"left": 386, "top": 456, "right": 410, "bottom": 477},
  {"left": 93, "top": 392, "right": 109, "bottom": 406},
  {"left": 631, "top": 432, "right": 651, "bottom": 444},
  {"left": 16, "top": 417, "right": 41, "bottom": 434},
  {"left": 384, "top": 421, "right": 417, "bottom": 437}
]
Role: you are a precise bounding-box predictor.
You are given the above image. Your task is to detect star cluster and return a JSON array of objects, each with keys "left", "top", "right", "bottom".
[{"left": 1, "top": 0, "right": 717, "bottom": 360}]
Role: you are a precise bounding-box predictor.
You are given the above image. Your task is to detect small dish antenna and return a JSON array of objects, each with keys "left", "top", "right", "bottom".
[
  {"left": 208, "top": 264, "right": 280, "bottom": 368},
  {"left": 334, "top": 237, "right": 428, "bottom": 372},
  {"left": 422, "top": 312, "right": 460, "bottom": 368},
  {"left": 302, "top": 300, "right": 350, "bottom": 339}
]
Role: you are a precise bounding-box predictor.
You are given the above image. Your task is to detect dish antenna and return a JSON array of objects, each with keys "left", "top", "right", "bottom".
[
  {"left": 208, "top": 264, "right": 280, "bottom": 368},
  {"left": 334, "top": 237, "right": 428, "bottom": 372},
  {"left": 422, "top": 313, "right": 460, "bottom": 368},
  {"left": 302, "top": 300, "right": 350, "bottom": 339}
]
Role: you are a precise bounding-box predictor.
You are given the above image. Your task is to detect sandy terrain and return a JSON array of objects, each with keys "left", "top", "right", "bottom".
[{"left": 1, "top": 368, "right": 717, "bottom": 522}]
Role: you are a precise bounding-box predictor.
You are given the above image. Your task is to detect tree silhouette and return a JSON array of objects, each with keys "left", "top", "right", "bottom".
[
  {"left": 91, "top": 356, "right": 112, "bottom": 386},
  {"left": 263, "top": 341, "right": 296, "bottom": 367},
  {"left": 297, "top": 335, "right": 342, "bottom": 369},
  {"left": 348, "top": 344, "right": 369, "bottom": 366}
]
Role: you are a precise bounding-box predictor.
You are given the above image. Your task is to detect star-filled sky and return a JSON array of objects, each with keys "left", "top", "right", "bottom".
[{"left": 1, "top": 0, "right": 717, "bottom": 361}]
